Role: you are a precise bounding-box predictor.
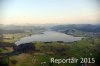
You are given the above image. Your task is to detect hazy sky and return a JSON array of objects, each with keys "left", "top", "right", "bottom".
[{"left": 0, "top": 0, "right": 99, "bottom": 25}]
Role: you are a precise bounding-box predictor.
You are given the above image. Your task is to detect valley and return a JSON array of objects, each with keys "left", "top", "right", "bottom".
[{"left": 0, "top": 24, "right": 100, "bottom": 66}]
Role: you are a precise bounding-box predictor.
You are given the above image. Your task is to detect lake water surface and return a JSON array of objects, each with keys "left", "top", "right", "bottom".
[{"left": 15, "top": 31, "right": 82, "bottom": 45}]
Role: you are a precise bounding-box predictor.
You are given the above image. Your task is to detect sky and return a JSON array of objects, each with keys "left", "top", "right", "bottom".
[{"left": 0, "top": 0, "right": 99, "bottom": 25}]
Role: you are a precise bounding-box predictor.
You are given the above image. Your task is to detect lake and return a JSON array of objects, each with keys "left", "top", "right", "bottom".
[{"left": 15, "top": 31, "right": 82, "bottom": 45}]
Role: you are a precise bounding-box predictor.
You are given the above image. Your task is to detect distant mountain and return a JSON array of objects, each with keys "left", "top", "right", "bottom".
[
  {"left": 0, "top": 24, "right": 46, "bottom": 34},
  {"left": 51, "top": 24, "right": 100, "bottom": 32},
  {"left": 0, "top": 24, "right": 100, "bottom": 35}
]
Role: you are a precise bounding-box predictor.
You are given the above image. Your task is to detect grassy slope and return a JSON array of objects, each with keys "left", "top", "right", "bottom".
[
  {"left": 0, "top": 33, "right": 100, "bottom": 66},
  {"left": 8, "top": 37, "right": 100, "bottom": 66}
]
